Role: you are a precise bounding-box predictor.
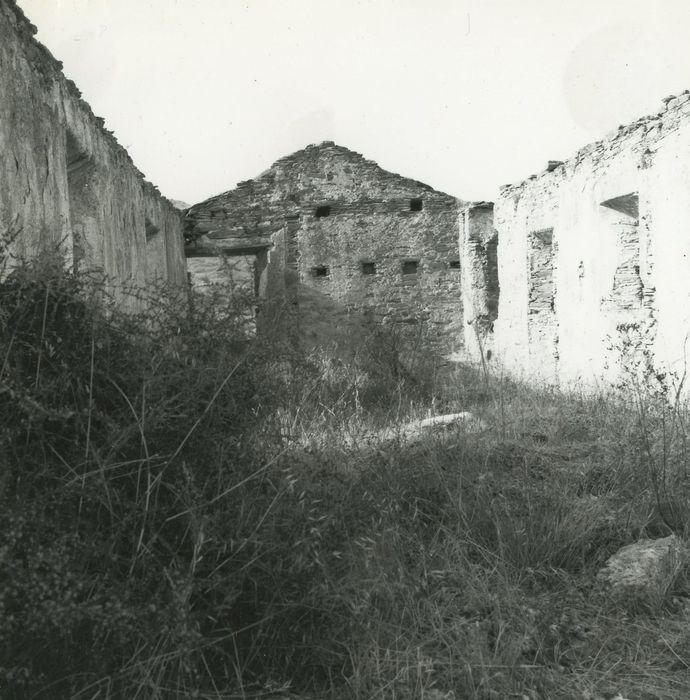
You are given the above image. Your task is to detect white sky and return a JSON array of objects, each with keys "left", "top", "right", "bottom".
[{"left": 17, "top": 0, "right": 690, "bottom": 205}]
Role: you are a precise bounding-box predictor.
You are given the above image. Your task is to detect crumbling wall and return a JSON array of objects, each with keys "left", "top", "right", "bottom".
[
  {"left": 494, "top": 92, "right": 690, "bottom": 386},
  {"left": 186, "top": 255, "right": 254, "bottom": 292},
  {"left": 0, "top": 0, "right": 186, "bottom": 299},
  {"left": 186, "top": 142, "right": 464, "bottom": 358},
  {"left": 527, "top": 228, "right": 558, "bottom": 380},
  {"left": 460, "top": 203, "right": 499, "bottom": 363},
  {"left": 296, "top": 185, "right": 461, "bottom": 356}
]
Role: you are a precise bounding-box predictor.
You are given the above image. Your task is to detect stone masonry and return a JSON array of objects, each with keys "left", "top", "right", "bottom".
[
  {"left": 12, "top": 0, "right": 690, "bottom": 390},
  {"left": 492, "top": 92, "right": 690, "bottom": 387},
  {"left": 0, "top": 0, "right": 186, "bottom": 300},
  {"left": 460, "top": 202, "right": 499, "bottom": 363},
  {"left": 185, "top": 142, "right": 465, "bottom": 358}
]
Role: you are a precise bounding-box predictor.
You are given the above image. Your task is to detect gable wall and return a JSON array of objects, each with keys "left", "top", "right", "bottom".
[{"left": 186, "top": 143, "right": 464, "bottom": 358}]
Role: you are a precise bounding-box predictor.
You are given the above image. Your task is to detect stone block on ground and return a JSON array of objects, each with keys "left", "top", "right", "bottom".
[
  {"left": 597, "top": 534, "right": 690, "bottom": 611},
  {"left": 393, "top": 412, "right": 487, "bottom": 445}
]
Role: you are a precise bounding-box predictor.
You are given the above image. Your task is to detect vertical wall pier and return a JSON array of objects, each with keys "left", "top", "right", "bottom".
[
  {"left": 527, "top": 227, "right": 559, "bottom": 378},
  {"left": 254, "top": 248, "right": 269, "bottom": 298},
  {"left": 461, "top": 203, "right": 500, "bottom": 362}
]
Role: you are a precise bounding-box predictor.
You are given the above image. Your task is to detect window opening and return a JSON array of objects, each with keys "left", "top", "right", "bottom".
[
  {"left": 600, "top": 193, "right": 643, "bottom": 311},
  {"left": 402, "top": 260, "right": 419, "bottom": 275},
  {"left": 145, "top": 218, "right": 160, "bottom": 241},
  {"left": 315, "top": 205, "right": 331, "bottom": 218},
  {"left": 410, "top": 198, "right": 423, "bottom": 212}
]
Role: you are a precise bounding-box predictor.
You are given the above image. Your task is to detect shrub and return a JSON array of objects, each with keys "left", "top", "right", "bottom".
[
  {"left": 0, "top": 253, "right": 289, "bottom": 696},
  {"left": 4, "top": 246, "right": 690, "bottom": 699}
]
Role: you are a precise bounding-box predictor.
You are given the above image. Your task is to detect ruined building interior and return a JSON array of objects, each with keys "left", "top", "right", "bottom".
[{"left": 5, "top": 0, "right": 690, "bottom": 387}]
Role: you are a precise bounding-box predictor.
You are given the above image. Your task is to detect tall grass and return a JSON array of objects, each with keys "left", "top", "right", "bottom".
[{"left": 2, "top": 248, "right": 690, "bottom": 698}]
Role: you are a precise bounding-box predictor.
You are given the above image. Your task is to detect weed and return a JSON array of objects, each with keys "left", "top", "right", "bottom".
[{"left": 3, "top": 246, "right": 690, "bottom": 698}]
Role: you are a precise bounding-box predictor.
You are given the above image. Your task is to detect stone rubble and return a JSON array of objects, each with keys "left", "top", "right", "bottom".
[{"left": 597, "top": 534, "right": 690, "bottom": 611}]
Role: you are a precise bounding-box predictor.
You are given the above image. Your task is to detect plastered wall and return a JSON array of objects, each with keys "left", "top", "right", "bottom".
[
  {"left": 494, "top": 92, "right": 690, "bottom": 387},
  {"left": 0, "top": 0, "right": 186, "bottom": 300}
]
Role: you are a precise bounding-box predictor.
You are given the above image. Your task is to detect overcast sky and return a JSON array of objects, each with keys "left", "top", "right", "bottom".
[{"left": 17, "top": 0, "right": 690, "bottom": 206}]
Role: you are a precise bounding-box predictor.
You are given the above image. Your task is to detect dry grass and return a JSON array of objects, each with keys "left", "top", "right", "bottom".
[{"left": 2, "top": 249, "right": 690, "bottom": 698}]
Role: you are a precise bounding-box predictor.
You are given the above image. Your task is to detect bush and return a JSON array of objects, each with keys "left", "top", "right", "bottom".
[
  {"left": 0, "top": 254, "right": 295, "bottom": 696},
  {"left": 4, "top": 248, "right": 690, "bottom": 698},
  {"left": 0, "top": 250, "right": 450, "bottom": 698}
]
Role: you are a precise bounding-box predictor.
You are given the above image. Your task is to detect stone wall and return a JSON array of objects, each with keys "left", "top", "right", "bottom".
[
  {"left": 0, "top": 0, "right": 186, "bottom": 299},
  {"left": 187, "top": 256, "right": 254, "bottom": 293},
  {"left": 460, "top": 203, "right": 499, "bottom": 363},
  {"left": 186, "top": 142, "right": 465, "bottom": 358},
  {"left": 494, "top": 92, "right": 690, "bottom": 386}
]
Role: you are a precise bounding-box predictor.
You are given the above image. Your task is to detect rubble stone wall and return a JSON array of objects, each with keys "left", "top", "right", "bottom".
[
  {"left": 0, "top": 0, "right": 186, "bottom": 300},
  {"left": 494, "top": 92, "right": 690, "bottom": 386},
  {"left": 186, "top": 142, "right": 465, "bottom": 357},
  {"left": 460, "top": 203, "right": 499, "bottom": 363}
]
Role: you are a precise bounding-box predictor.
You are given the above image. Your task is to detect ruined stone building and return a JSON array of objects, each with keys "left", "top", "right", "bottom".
[
  {"left": 10, "top": 0, "right": 690, "bottom": 389},
  {"left": 179, "top": 92, "right": 690, "bottom": 388},
  {"left": 185, "top": 142, "right": 466, "bottom": 357},
  {"left": 0, "top": 0, "right": 186, "bottom": 298},
  {"left": 490, "top": 92, "right": 690, "bottom": 387}
]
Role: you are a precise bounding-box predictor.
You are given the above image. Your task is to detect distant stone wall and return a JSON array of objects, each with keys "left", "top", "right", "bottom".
[
  {"left": 494, "top": 92, "right": 690, "bottom": 386},
  {"left": 186, "top": 142, "right": 465, "bottom": 358},
  {"left": 187, "top": 256, "right": 254, "bottom": 293},
  {"left": 295, "top": 181, "right": 462, "bottom": 356},
  {"left": 0, "top": 0, "right": 186, "bottom": 299}
]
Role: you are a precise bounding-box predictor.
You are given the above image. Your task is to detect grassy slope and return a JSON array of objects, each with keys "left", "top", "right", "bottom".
[{"left": 2, "top": 254, "right": 690, "bottom": 699}]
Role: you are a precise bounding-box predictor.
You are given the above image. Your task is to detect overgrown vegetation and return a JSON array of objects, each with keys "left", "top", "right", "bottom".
[{"left": 2, "top": 250, "right": 690, "bottom": 699}]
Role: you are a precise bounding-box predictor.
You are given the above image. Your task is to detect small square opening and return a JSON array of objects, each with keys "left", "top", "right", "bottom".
[
  {"left": 402, "top": 260, "right": 419, "bottom": 275},
  {"left": 449, "top": 260, "right": 460, "bottom": 269},
  {"left": 361, "top": 262, "right": 376, "bottom": 275},
  {"left": 410, "top": 198, "right": 423, "bottom": 212},
  {"left": 311, "top": 265, "right": 329, "bottom": 277},
  {"left": 315, "top": 205, "right": 331, "bottom": 218}
]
